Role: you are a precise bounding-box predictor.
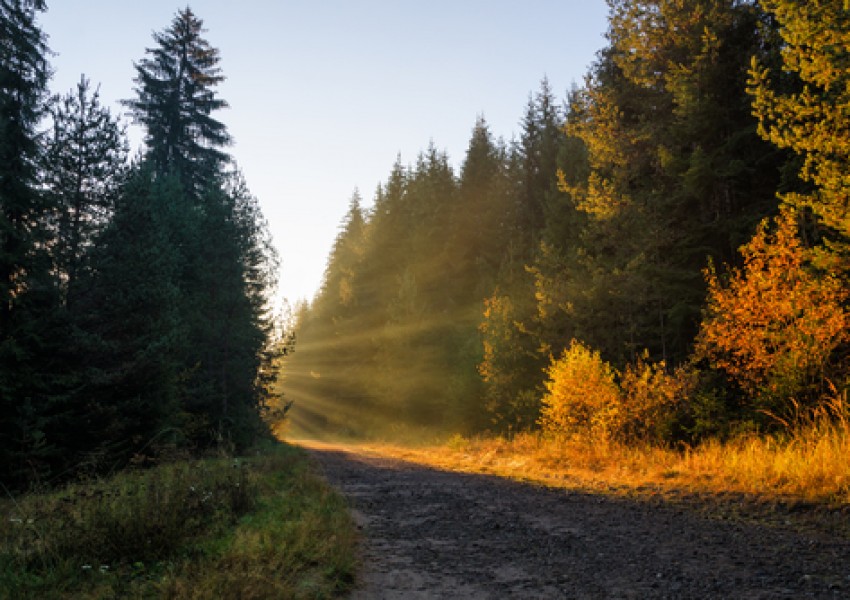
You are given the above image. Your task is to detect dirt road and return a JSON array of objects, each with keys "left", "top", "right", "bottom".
[{"left": 307, "top": 444, "right": 850, "bottom": 599}]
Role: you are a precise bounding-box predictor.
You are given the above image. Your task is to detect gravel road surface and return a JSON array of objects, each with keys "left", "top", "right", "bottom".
[{"left": 308, "top": 445, "right": 850, "bottom": 599}]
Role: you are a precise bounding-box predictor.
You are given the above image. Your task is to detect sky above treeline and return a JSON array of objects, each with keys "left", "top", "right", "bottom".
[{"left": 40, "top": 1, "right": 609, "bottom": 306}]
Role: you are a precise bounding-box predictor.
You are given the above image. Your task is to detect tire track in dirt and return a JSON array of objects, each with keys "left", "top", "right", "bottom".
[{"left": 307, "top": 444, "right": 850, "bottom": 599}]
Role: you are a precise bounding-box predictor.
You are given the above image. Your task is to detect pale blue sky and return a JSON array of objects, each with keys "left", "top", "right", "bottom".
[{"left": 40, "top": 1, "right": 609, "bottom": 305}]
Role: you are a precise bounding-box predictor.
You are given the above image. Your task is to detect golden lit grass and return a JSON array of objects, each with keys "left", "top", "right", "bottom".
[
  {"left": 0, "top": 442, "right": 357, "bottom": 599},
  {"left": 328, "top": 404, "right": 850, "bottom": 513}
]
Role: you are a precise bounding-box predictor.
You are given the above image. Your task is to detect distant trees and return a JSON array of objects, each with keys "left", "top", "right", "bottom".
[
  {"left": 0, "top": 6, "right": 279, "bottom": 489},
  {"left": 284, "top": 79, "right": 570, "bottom": 437}
]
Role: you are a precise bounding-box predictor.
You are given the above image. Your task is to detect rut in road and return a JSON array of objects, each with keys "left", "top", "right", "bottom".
[{"left": 308, "top": 445, "right": 850, "bottom": 599}]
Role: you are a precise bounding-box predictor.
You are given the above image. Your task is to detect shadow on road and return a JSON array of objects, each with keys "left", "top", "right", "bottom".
[{"left": 305, "top": 444, "right": 850, "bottom": 599}]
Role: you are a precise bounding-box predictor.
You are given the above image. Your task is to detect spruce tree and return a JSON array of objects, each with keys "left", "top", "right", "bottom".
[
  {"left": 0, "top": 0, "right": 51, "bottom": 358},
  {"left": 514, "top": 78, "right": 565, "bottom": 253},
  {"left": 123, "top": 6, "right": 231, "bottom": 195},
  {"left": 122, "top": 8, "right": 280, "bottom": 450},
  {"left": 79, "top": 166, "right": 184, "bottom": 464},
  {"left": 0, "top": 0, "right": 57, "bottom": 485},
  {"left": 476, "top": 81, "right": 572, "bottom": 431},
  {"left": 45, "top": 75, "right": 129, "bottom": 308},
  {"left": 450, "top": 117, "right": 512, "bottom": 302},
  {"left": 179, "top": 172, "right": 278, "bottom": 448}
]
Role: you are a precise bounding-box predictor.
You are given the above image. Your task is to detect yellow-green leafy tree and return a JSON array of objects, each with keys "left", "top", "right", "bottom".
[{"left": 749, "top": 0, "right": 850, "bottom": 247}]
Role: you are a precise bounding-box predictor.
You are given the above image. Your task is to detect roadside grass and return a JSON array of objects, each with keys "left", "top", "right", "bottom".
[
  {"left": 347, "top": 400, "right": 850, "bottom": 526},
  {"left": 0, "top": 442, "right": 356, "bottom": 599}
]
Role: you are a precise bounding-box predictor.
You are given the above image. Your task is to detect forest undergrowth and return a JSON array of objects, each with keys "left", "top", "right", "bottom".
[{"left": 0, "top": 442, "right": 357, "bottom": 599}]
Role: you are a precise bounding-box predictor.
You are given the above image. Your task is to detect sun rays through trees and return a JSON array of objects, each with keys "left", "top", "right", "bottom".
[{"left": 283, "top": 0, "right": 850, "bottom": 452}]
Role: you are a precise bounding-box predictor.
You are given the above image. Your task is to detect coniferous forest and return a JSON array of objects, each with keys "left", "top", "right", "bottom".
[
  {"left": 1, "top": 3, "right": 280, "bottom": 490},
  {"left": 286, "top": 0, "right": 850, "bottom": 445}
]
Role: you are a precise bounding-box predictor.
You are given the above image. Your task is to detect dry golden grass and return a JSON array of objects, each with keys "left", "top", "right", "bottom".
[{"left": 346, "top": 401, "right": 850, "bottom": 509}]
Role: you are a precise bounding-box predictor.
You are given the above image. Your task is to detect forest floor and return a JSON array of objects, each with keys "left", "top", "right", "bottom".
[{"left": 303, "top": 441, "right": 850, "bottom": 599}]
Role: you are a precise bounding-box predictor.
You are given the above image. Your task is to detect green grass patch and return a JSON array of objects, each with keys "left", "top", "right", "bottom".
[{"left": 0, "top": 442, "right": 357, "bottom": 599}]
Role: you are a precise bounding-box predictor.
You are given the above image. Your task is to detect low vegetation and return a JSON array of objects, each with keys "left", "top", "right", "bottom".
[
  {"left": 0, "top": 443, "right": 357, "bottom": 599},
  {"left": 344, "top": 392, "right": 850, "bottom": 526}
]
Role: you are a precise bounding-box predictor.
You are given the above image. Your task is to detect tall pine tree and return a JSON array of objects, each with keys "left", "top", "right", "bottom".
[
  {"left": 118, "top": 7, "right": 277, "bottom": 450},
  {"left": 123, "top": 6, "right": 230, "bottom": 196},
  {"left": 0, "top": 0, "right": 59, "bottom": 484},
  {"left": 45, "top": 75, "right": 129, "bottom": 308}
]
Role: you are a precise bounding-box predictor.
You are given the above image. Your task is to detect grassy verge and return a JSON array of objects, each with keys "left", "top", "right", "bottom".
[
  {"left": 0, "top": 442, "right": 357, "bottom": 599},
  {"left": 342, "top": 412, "right": 850, "bottom": 535}
]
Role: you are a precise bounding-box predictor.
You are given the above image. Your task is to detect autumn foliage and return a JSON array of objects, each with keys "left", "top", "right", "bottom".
[
  {"left": 696, "top": 207, "right": 848, "bottom": 408},
  {"left": 539, "top": 340, "right": 620, "bottom": 439},
  {"left": 617, "top": 356, "right": 694, "bottom": 444},
  {"left": 539, "top": 341, "right": 693, "bottom": 444}
]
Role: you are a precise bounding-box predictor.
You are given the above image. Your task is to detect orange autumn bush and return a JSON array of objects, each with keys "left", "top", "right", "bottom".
[{"left": 696, "top": 207, "right": 849, "bottom": 412}]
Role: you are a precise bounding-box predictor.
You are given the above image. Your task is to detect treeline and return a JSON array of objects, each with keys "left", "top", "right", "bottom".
[
  {"left": 1, "top": 3, "right": 279, "bottom": 489},
  {"left": 286, "top": 0, "right": 849, "bottom": 443}
]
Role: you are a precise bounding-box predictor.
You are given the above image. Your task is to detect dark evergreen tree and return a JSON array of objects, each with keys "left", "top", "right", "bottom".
[
  {"left": 449, "top": 117, "right": 512, "bottom": 304},
  {"left": 120, "top": 8, "right": 279, "bottom": 451},
  {"left": 0, "top": 0, "right": 57, "bottom": 485},
  {"left": 526, "top": 87, "right": 590, "bottom": 366},
  {"left": 476, "top": 80, "right": 573, "bottom": 431},
  {"left": 77, "top": 166, "right": 183, "bottom": 464},
  {"left": 513, "top": 78, "right": 565, "bottom": 253},
  {"left": 21, "top": 76, "right": 132, "bottom": 478},
  {"left": 45, "top": 75, "right": 129, "bottom": 308},
  {"left": 123, "top": 6, "right": 231, "bottom": 195},
  {"left": 0, "top": 0, "right": 51, "bottom": 362},
  {"left": 178, "top": 172, "right": 279, "bottom": 448}
]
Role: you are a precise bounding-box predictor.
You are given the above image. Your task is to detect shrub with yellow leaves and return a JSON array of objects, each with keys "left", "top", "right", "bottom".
[
  {"left": 538, "top": 340, "right": 620, "bottom": 439},
  {"left": 617, "top": 355, "right": 695, "bottom": 445}
]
